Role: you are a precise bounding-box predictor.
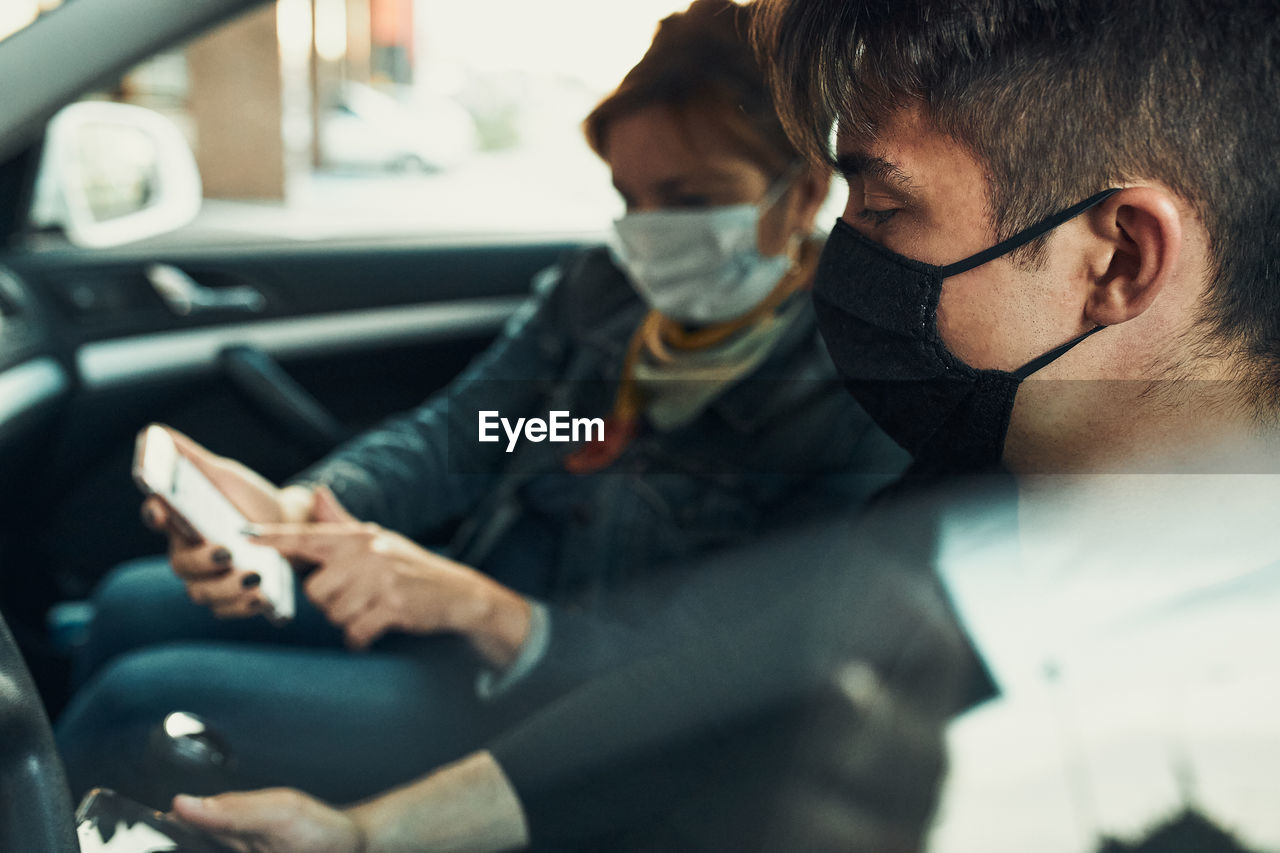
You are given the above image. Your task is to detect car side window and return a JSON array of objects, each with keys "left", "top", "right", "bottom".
[{"left": 27, "top": 0, "right": 735, "bottom": 250}]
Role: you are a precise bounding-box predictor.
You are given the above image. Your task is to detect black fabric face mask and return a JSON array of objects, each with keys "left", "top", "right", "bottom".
[{"left": 813, "top": 188, "right": 1120, "bottom": 474}]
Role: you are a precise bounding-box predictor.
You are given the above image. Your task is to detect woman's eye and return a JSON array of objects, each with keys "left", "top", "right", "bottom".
[
  {"left": 855, "top": 207, "right": 899, "bottom": 226},
  {"left": 670, "top": 194, "right": 713, "bottom": 209}
]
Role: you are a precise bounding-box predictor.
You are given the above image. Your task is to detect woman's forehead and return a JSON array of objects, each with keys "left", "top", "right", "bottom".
[{"left": 603, "top": 105, "right": 776, "bottom": 184}]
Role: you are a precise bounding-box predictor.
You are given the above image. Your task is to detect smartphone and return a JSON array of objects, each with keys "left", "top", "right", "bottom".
[
  {"left": 76, "top": 787, "right": 239, "bottom": 853},
  {"left": 133, "top": 424, "right": 295, "bottom": 623}
]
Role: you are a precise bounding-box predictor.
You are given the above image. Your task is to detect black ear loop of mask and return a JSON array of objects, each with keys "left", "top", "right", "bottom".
[
  {"left": 934, "top": 187, "right": 1120, "bottom": 377},
  {"left": 812, "top": 187, "right": 1121, "bottom": 474}
]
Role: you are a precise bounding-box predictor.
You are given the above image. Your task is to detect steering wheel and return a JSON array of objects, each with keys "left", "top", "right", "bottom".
[{"left": 0, "top": 612, "right": 78, "bottom": 852}]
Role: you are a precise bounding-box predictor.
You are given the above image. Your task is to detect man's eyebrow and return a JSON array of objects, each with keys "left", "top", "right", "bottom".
[{"left": 834, "top": 153, "right": 917, "bottom": 194}]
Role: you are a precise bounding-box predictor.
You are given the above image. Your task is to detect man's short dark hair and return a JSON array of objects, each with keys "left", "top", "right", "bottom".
[{"left": 754, "top": 0, "right": 1280, "bottom": 398}]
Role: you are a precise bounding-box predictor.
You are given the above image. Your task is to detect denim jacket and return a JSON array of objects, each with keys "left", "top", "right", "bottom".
[{"left": 295, "top": 247, "right": 907, "bottom": 603}]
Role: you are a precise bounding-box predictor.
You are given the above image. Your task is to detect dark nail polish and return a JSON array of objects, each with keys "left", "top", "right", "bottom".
[
  {"left": 211, "top": 548, "right": 232, "bottom": 565},
  {"left": 241, "top": 573, "right": 261, "bottom": 589}
]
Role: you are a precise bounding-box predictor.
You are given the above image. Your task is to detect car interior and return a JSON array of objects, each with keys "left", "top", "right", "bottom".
[
  {"left": 0, "top": 0, "right": 608, "bottom": 848},
  {"left": 6, "top": 2, "right": 1275, "bottom": 853}
]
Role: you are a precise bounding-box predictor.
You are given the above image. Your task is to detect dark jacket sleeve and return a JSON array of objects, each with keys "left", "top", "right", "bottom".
[
  {"left": 485, "top": 510, "right": 983, "bottom": 848},
  {"left": 288, "top": 267, "right": 570, "bottom": 537}
]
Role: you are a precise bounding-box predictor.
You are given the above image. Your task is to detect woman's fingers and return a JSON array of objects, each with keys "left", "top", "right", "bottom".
[
  {"left": 210, "top": 595, "right": 266, "bottom": 620},
  {"left": 167, "top": 533, "right": 267, "bottom": 618},
  {"left": 248, "top": 520, "right": 396, "bottom": 635},
  {"left": 143, "top": 495, "right": 204, "bottom": 548},
  {"left": 302, "top": 563, "right": 349, "bottom": 609},
  {"left": 170, "top": 541, "right": 236, "bottom": 581},
  {"left": 248, "top": 523, "right": 367, "bottom": 564},
  {"left": 323, "top": 585, "right": 374, "bottom": 627},
  {"left": 163, "top": 426, "right": 286, "bottom": 522},
  {"left": 140, "top": 495, "right": 169, "bottom": 533},
  {"left": 165, "top": 428, "right": 250, "bottom": 495},
  {"left": 309, "top": 486, "right": 357, "bottom": 524},
  {"left": 343, "top": 610, "right": 389, "bottom": 651},
  {"left": 185, "top": 570, "right": 263, "bottom": 609},
  {"left": 163, "top": 426, "right": 218, "bottom": 465}
]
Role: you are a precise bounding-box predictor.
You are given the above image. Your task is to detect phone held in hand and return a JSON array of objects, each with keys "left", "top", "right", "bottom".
[
  {"left": 76, "top": 788, "right": 238, "bottom": 853},
  {"left": 133, "top": 424, "right": 295, "bottom": 623}
]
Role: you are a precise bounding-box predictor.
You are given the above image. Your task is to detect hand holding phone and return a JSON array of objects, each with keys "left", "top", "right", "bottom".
[{"left": 133, "top": 425, "right": 295, "bottom": 623}]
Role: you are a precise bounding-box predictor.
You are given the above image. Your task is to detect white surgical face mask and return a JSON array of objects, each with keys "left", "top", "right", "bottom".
[{"left": 609, "top": 176, "right": 796, "bottom": 325}]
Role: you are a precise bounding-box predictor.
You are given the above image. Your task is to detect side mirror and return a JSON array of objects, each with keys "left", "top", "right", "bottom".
[{"left": 30, "top": 101, "right": 202, "bottom": 248}]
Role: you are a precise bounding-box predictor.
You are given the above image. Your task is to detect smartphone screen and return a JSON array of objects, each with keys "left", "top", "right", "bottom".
[{"left": 134, "top": 425, "right": 295, "bottom": 622}]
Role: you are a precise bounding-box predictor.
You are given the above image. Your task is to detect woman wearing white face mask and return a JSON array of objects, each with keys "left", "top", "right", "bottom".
[
  {"left": 59, "top": 0, "right": 909, "bottom": 812},
  {"left": 611, "top": 170, "right": 802, "bottom": 325},
  {"left": 563, "top": 20, "right": 838, "bottom": 469}
]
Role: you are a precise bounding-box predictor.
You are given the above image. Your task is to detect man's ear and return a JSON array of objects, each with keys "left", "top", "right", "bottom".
[{"left": 1085, "top": 186, "right": 1183, "bottom": 326}]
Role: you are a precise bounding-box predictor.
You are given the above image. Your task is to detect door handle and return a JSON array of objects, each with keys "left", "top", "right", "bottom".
[
  {"left": 220, "top": 345, "right": 349, "bottom": 458},
  {"left": 146, "top": 263, "right": 266, "bottom": 316}
]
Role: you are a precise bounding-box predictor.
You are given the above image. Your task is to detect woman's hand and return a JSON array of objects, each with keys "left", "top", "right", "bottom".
[
  {"left": 171, "top": 789, "right": 365, "bottom": 853},
  {"left": 139, "top": 427, "right": 321, "bottom": 619},
  {"left": 249, "top": 514, "right": 532, "bottom": 667}
]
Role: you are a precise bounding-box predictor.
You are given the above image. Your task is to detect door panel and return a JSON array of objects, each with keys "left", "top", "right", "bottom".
[{"left": 0, "top": 237, "right": 582, "bottom": 606}]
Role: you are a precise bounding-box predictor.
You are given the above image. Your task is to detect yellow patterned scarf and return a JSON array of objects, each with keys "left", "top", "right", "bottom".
[{"left": 566, "top": 237, "right": 820, "bottom": 473}]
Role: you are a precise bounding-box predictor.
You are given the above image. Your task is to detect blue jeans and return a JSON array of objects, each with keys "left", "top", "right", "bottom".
[{"left": 56, "top": 557, "right": 492, "bottom": 806}]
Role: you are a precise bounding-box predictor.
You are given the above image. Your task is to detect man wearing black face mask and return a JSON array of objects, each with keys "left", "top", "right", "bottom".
[
  {"left": 812, "top": 188, "right": 1115, "bottom": 475},
  {"left": 758, "top": 2, "right": 1280, "bottom": 483},
  {"left": 756, "top": 0, "right": 1280, "bottom": 849},
  {"left": 167, "top": 1, "right": 1280, "bottom": 851}
]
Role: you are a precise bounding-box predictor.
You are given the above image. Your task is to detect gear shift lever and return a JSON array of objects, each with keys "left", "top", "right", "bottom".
[{"left": 141, "top": 712, "right": 237, "bottom": 808}]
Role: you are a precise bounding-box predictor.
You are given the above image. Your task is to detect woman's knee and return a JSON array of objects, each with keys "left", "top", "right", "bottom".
[
  {"left": 66, "top": 644, "right": 203, "bottom": 728},
  {"left": 92, "top": 556, "right": 185, "bottom": 618},
  {"left": 74, "top": 557, "right": 198, "bottom": 682},
  {"left": 58, "top": 644, "right": 232, "bottom": 801}
]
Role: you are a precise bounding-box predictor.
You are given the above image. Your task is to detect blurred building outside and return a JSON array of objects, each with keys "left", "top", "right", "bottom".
[{"left": 98, "top": 0, "right": 714, "bottom": 244}]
